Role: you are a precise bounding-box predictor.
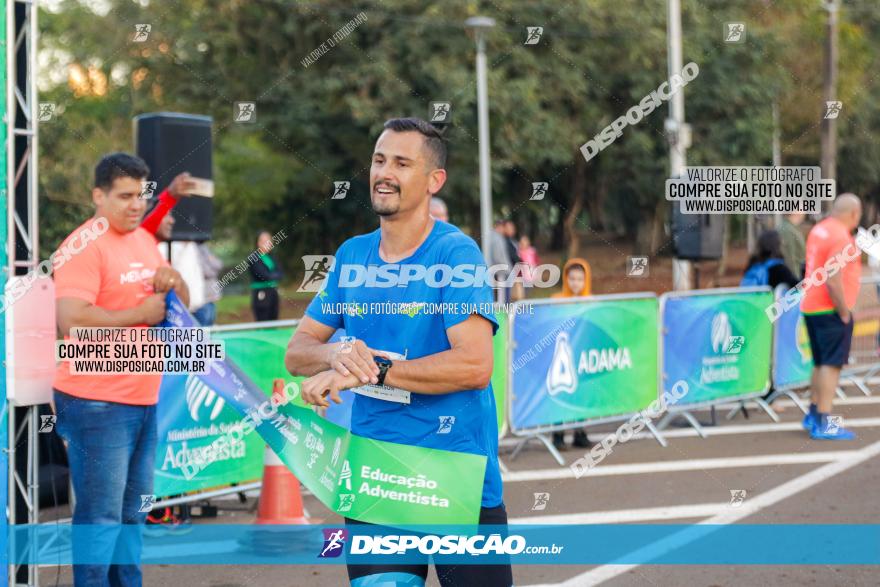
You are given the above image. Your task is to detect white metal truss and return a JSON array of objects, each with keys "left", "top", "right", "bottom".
[{"left": 6, "top": 0, "right": 40, "bottom": 586}]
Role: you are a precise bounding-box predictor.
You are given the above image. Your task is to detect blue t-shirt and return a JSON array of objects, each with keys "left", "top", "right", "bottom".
[{"left": 305, "top": 220, "right": 503, "bottom": 508}]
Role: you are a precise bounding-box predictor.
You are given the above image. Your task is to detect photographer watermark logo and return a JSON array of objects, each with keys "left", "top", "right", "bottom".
[
  {"left": 437, "top": 416, "right": 456, "bottom": 434},
  {"left": 530, "top": 182, "right": 548, "bottom": 201},
  {"left": 133, "top": 24, "right": 152, "bottom": 42},
  {"left": 627, "top": 256, "right": 649, "bottom": 277},
  {"left": 38, "top": 103, "right": 56, "bottom": 122},
  {"left": 525, "top": 27, "right": 544, "bottom": 45},
  {"left": 337, "top": 494, "right": 355, "bottom": 513},
  {"left": 39, "top": 415, "right": 56, "bottom": 433},
  {"left": 332, "top": 181, "right": 350, "bottom": 200},
  {"left": 139, "top": 181, "right": 157, "bottom": 200},
  {"left": 319, "top": 529, "right": 348, "bottom": 558},
  {"left": 729, "top": 489, "right": 747, "bottom": 507},
  {"left": 826, "top": 416, "right": 843, "bottom": 434},
  {"left": 723, "top": 335, "right": 745, "bottom": 354},
  {"left": 234, "top": 102, "right": 256, "bottom": 123},
  {"left": 824, "top": 101, "right": 843, "bottom": 120},
  {"left": 531, "top": 492, "right": 550, "bottom": 511},
  {"left": 139, "top": 494, "right": 157, "bottom": 513},
  {"left": 298, "top": 255, "right": 336, "bottom": 292},
  {"left": 724, "top": 23, "right": 745, "bottom": 43},
  {"left": 547, "top": 332, "right": 577, "bottom": 396},
  {"left": 430, "top": 102, "right": 451, "bottom": 123}
]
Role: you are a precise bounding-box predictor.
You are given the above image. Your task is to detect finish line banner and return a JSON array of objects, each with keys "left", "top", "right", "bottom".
[
  {"left": 509, "top": 295, "right": 659, "bottom": 431},
  {"left": 661, "top": 288, "right": 773, "bottom": 406},
  {"left": 161, "top": 292, "right": 486, "bottom": 525}
]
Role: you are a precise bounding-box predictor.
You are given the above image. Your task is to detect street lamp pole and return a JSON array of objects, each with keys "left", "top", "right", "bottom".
[{"left": 465, "top": 16, "right": 496, "bottom": 261}]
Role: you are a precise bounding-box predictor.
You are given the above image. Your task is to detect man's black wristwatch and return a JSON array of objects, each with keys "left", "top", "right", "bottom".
[{"left": 374, "top": 356, "right": 393, "bottom": 386}]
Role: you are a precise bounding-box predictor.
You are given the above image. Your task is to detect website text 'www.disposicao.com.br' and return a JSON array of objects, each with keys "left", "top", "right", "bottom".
[{"left": 680, "top": 198, "right": 820, "bottom": 213}]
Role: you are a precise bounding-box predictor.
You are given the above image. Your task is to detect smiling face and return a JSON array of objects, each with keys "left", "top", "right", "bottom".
[
  {"left": 370, "top": 130, "right": 446, "bottom": 218},
  {"left": 92, "top": 176, "right": 148, "bottom": 233}
]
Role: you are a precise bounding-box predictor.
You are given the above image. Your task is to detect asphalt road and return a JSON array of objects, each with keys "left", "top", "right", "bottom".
[{"left": 39, "top": 381, "right": 880, "bottom": 586}]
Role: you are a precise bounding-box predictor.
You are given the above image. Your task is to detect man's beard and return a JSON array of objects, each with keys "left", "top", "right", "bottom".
[
  {"left": 372, "top": 197, "right": 400, "bottom": 216},
  {"left": 371, "top": 182, "right": 401, "bottom": 216}
]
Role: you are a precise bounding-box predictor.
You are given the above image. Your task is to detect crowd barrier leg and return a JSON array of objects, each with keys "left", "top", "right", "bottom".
[
  {"left": 725, "top": 397, "right": 780, "bottom": 423},
  {"left": 657, "top": 411, "right": 708, "bottom": 439},
  {"left": 510, "top": 434, "right": 566, "bottom": 466},
  {"left": 843, "top": 365, "right": 878, "bottom": 396},
  {"left": 762, "top": 388, "right": 809, "bottom": 415},
  {"left": 835, "top": 386, "right": 847, "bottom": 399},
  {"left": 642, "top": 419, "right": 668, "bottom": 448}
]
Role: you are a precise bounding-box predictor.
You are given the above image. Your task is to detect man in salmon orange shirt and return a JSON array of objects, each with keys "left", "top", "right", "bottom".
[
  {"left": 801, "top": 193, "right": 861, "bottom": 440},
  {"left": 52, "top": 153, "right": 189, "bottom": 587}
]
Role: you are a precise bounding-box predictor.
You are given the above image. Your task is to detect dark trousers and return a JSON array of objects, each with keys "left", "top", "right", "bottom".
[
  {"left": 53, "top": 390, "right": 157, "bottom": 587},
  {"left": 345, "top": 504, "right": 514, "bottom": 587},
  {"left": 251, "top": 287, "right": 279, "bottom": 321}
]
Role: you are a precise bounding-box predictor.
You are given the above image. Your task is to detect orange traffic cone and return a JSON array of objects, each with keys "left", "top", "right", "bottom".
[{"left": 255, "top": 379, "right": 317, "bottom": 525}]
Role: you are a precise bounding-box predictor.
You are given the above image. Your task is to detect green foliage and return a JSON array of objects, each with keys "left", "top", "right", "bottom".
[{"left": 38, "top": 0, "right": 880, "bottom": 267}]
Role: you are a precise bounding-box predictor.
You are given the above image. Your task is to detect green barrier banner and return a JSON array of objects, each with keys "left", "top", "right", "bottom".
[
  {"left": 509, "top": 296, "right": 659, "bottom": 430},
  {"left": 160, "top": 293, "right": 486, "bottom": 525},
  {"left": 154, "top": 326, "right": 301, "bottom": 496},
  {"left": 661, "top": 289, "right": 773, "bottom": 405}
]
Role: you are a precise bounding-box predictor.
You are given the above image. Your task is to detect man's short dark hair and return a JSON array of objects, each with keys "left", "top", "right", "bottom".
[
  {"left": 382, "top": 117, "right": 447, "bottom": 169},
  {"left": 94, "top": 152, "right": 150, "bottom": 190}
]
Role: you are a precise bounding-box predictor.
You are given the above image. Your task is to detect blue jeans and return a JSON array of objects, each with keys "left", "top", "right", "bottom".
[
  {"left": 53, "top": 390, "right": 158, "bottom": 587},
  {"left": 192, "top": 302, "right": 216, "bottom": 326}
]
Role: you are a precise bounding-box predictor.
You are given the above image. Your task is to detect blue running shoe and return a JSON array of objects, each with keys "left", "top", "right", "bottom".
[
  {"left": 810, "top": 420, "right": 856, "bottom": 440},
  {"left": 802, "top": 411, "right": 814, "bottom": 431}
]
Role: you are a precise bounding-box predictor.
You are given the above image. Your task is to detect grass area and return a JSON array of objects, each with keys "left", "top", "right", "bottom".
[{"left": 215, "top": 286, "right": 318, "bottom": 325}]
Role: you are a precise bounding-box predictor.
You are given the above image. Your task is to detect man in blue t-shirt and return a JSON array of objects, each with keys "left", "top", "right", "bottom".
[{"left": 286, "top": 118, "right": 511, "bottom": 587}]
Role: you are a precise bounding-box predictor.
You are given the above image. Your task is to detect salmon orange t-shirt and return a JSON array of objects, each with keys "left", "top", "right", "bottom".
[
  {"left": 53, "top": 218, "right": 169, "bottom": 405},
  {"left": 801, "top": 216, "right": 861, "bottom": 314}
]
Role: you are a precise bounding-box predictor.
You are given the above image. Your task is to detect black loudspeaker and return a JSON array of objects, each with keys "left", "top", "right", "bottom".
[
  {"left": 135, "top": 112, "right": 213, "bottom": 241},
  {"left": 671, "top": 206, "right": 724, "bottom": 260}
]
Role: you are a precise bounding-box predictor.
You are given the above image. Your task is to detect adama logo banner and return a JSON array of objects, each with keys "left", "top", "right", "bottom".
[{"left": 509, "top": 296, "right": 659, "bottom": 431}]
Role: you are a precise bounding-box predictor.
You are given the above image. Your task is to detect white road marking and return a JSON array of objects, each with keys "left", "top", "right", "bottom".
[
  {"left": 526, "top": 438, "right": 880, "bottom": 586},
  {"left": 502, "top": 450, "right": 856, "bottom": 482},
  {"left": 500, "top": 417, "right": 880, "bottom": 448},
  {"left": 510, "top": 503, "right": 725, "bottom": 525}
]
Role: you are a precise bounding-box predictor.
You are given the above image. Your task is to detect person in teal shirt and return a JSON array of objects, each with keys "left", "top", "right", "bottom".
[{"left": 250, "top": 230, "right": 283, "bottom": 321}]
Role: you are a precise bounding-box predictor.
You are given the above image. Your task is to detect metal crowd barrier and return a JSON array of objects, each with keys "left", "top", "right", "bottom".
[{"left": 841, "top": 273, "right": 880, "bottom": 396}]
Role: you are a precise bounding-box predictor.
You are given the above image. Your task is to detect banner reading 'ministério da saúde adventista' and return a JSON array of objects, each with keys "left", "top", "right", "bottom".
[
  {"left": 159, "top": 291, "right": 486, "bottom": 525},
  {"left": 154, "top": 325, "right": 301, "bottom": 496},
  {"left": 509, "top": 295, "right": 659, "bottom": 431},
  {"left": 772, "top": 285, "right": 813, "bottom": 390},
  {"left": 661, "top": 288, "right": 773, "bottom": 406}
]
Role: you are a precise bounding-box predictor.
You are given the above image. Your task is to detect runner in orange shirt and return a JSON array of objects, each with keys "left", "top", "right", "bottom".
[
  {"left": 801, "top": 193, "right": 862, "bottom": 440},
  {"left": 52, "top": 153, "right": 189, "bottom": 587}
]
